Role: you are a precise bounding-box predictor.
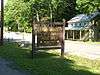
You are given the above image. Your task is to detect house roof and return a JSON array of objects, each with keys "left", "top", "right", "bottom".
[
  {"left": 66, "top": 11, "right": 100, "bottom": 30},
  {"left": 67, "top": 11, "right": 100, "bottom": 23},
  {"left": 88, "top": 11, "right": 100, "bottom": 20},
  {"left": 67, "top": 14, "right": 89, "bottom": 23}
]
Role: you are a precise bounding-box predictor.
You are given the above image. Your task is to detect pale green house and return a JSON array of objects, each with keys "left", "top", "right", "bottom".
[{"left": 65, "top": 11, "right": 100, "bottom": 41}]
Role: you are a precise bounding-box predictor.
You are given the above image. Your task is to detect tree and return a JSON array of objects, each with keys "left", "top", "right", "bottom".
[
  {"left": 5, "top": 0, "right": 31, "bottom": 32},
  {"left": 76, "top": 0, "right": 100, "bottom": 14},
  {"left": 4, "top": 0, "right": 77, "bottom": 32}
]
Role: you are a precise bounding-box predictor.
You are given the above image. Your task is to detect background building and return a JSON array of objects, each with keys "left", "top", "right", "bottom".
[{"left": 65, "top": 11, "right": 100, "bottom": 42}]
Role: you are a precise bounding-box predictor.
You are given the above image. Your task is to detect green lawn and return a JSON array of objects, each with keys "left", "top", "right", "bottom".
[{"left": 0, "top": 43, "right": 100, "bottom": 75}]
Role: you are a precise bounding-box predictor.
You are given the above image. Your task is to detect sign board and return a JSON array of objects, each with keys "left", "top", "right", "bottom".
[{"left": 32, "top": 22, "right": 65, "bottom": 57}]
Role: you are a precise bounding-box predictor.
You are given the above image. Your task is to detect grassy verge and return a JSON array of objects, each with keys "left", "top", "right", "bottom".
[{"left": 0, "top": 43, "right": 100, "bottom": 75}]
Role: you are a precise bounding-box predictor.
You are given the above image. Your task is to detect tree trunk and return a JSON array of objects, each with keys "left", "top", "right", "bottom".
[
  {"left": 36, "top": 11, "right": 39, "bottom": 22},
  {"left": 50, "top": 9, "right": 53, "bottom": 22},
  {"left": 16, "top": 20, "right": 20, "bottom": 31},
  {"left": 0, "top": 0, "right": 4, "bottom": 45},
  {"left": 49, "top": 4, "right": 53, "bottom": 22}
]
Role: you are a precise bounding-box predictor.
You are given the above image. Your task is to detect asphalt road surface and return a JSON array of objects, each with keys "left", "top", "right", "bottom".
[{"left": 0, "top": 58, "right": 29, "bottom": 75}]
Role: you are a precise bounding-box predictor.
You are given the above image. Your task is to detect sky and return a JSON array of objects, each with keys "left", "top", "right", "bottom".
[{"left": 0, "top": 0, "right": 8, "bottom": 10}]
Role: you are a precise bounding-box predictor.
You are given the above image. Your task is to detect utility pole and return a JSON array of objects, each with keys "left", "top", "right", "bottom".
[{"left": 0, "top": 0, "right": 4, "bottom": 45}]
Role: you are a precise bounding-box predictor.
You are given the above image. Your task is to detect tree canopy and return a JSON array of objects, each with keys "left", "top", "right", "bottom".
[
  {"left": 76, "top": 0, "right": 100, "bottom": 14},
  {"left": 4, "top": 0, "right": 100, "bottom": 32}
]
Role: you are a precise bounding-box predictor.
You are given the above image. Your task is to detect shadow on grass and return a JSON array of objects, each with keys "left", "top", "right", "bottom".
[
  {"left": 0, "top": 43, "right": 99, "bottom": 75},
  {"left": 31, "top": 51, "right": 100, "bottom": 75}
]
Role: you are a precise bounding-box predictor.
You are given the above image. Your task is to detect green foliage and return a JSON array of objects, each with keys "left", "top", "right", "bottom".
[
  {"left": 4, "top": 0, "right": 77, "bottom": 32},
  {"left": 4, "top": 0, "right": 100, "bottom": 32},
  {"left": 4, "top": 0, "right": 32, "bottom": 32},
  {"left": 76, "top": 0, "right": 100, "bottom": 14}
]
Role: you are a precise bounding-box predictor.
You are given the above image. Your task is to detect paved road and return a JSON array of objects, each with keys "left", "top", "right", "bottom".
[
  {"left": 4, "top": 32, "right": 32, "bottom": 43},
  {"left": 65, "top": 40, "right": 100, "bottom": 60},
  {"left": 0, "top": 58, "right": 29, "bottom": 75}
]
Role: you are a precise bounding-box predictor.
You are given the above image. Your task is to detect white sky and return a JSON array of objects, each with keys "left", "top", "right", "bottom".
[{"left": 0, "top": 0, "right": 8, "bottom": 10}]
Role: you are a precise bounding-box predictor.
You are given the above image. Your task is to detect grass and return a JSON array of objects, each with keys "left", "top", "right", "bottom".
[{"left": 0, "top": 43, "right": 100, "bottom": 75}]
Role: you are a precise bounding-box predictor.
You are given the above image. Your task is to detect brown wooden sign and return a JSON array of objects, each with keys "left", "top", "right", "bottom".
[{"left": 32, "top": 22, "right": 65, "bottom": 57}]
